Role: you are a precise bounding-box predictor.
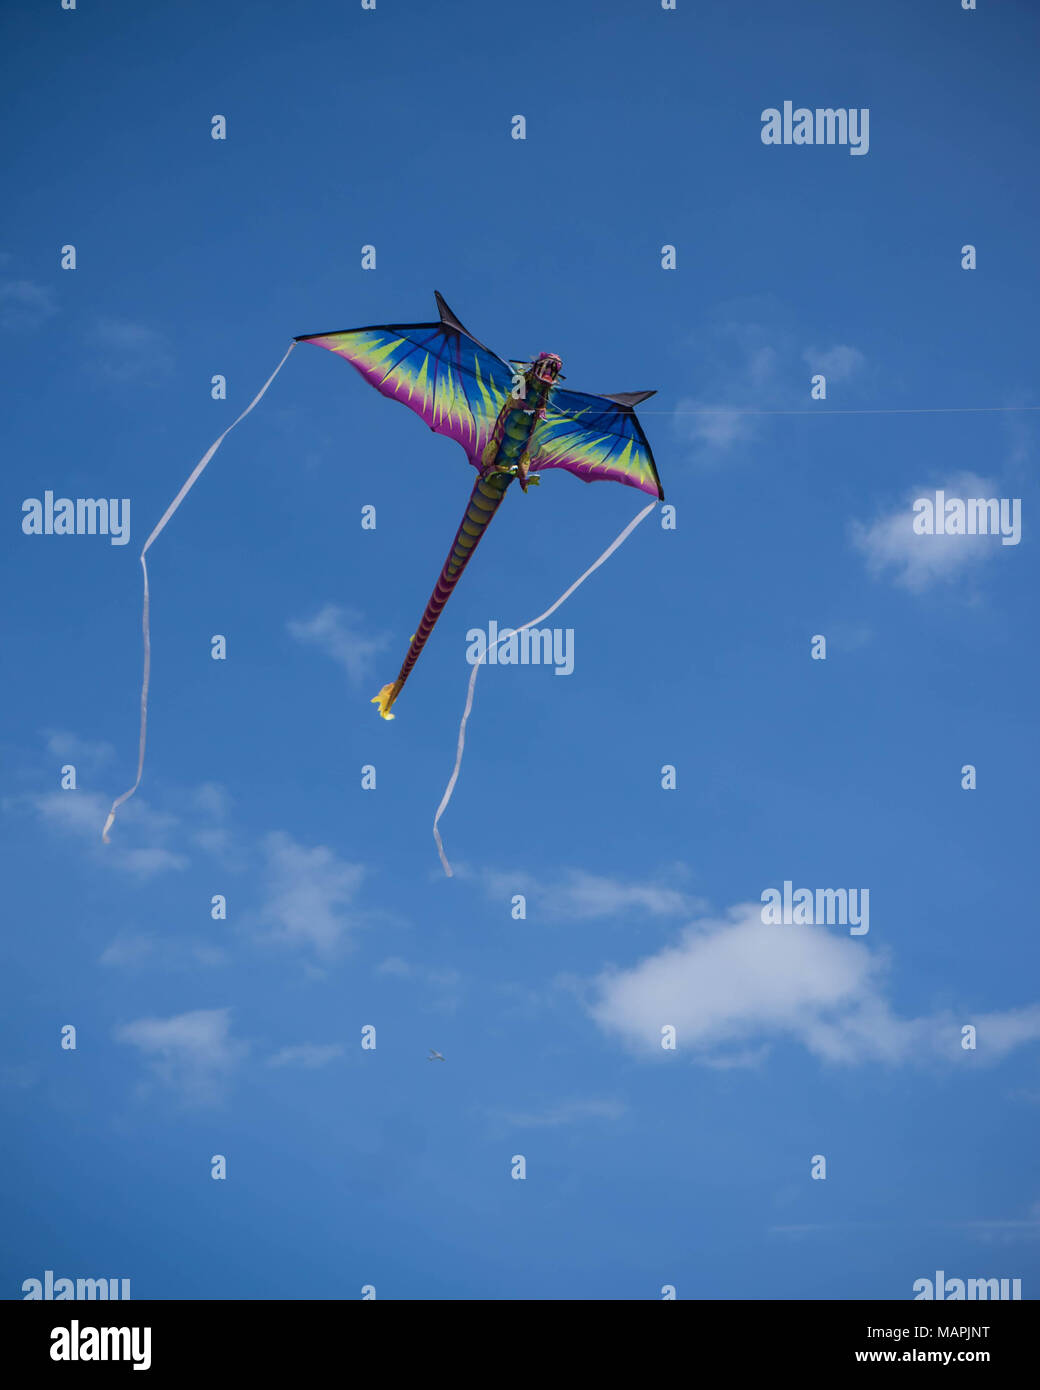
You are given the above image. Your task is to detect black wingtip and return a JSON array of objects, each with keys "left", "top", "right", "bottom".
[
  {"left": 434, "top": 291, "right": 466, "bottom": 334},
  {"left": 604, "top": 390, "right": 657, "bottom": 409}
]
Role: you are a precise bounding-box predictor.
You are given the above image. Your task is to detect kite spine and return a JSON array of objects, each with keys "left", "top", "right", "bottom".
[{"left": 372, "top": 470, "right": 512, "bottom": 718}]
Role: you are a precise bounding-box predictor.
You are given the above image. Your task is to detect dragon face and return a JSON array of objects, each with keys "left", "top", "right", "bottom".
[{"left": 531, "top": 353, "right": 563, "bottom": 386}]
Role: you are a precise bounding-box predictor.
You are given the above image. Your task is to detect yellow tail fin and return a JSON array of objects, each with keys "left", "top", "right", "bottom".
[{"left": 372, "top": 681, "right": 402, "bottom": 720}]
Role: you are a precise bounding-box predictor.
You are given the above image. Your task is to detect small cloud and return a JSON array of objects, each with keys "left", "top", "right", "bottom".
[
  {"left": 802, "top": 344, "right": 865, "bottom": 382},
  {"left": 188, "top": 783, "right": 240, "bottom": 860},
  {"left": 266, "top": 1043, "right": 344, "bottom": 1069},
  {"left": 492, "top": 1099, "right": 626, "bottom": 1128},
  {"left": 851, "top": 471, "right": 1006, "bottom": 592},
  {"left": 99, "top": 931, "right": 227, "bottom": 970},
  {"left": 115, "top": 1007, "right": 247, "bottom": 1105},
  {"left": 481, "top": 868, "right": 697, "bottom": 922},
  {"left": 286, "top": 605, "right": 391, "bottom": 686},
  {"left": 674, "top": 311, "right": 867, "bottom": 463},
  {"left": 0, "top": 277, "right": 58, "bottom": 332},
  {"left": 193, "top": 782, "right": 232, "bottom": 820},
  {"left": 260, "top": 831, "right": 366, "bottom": 954},
  {"left": 85, "top": 318, "right": 174, "bottom": 383},
  {"left": 674, "top": 401, "right": 756, "bottom": 453},
  {"left": 0, "top": 1063, "right": 38, "bottom": 1090},
  {"left": 100, "top": 933, "right": 160, "bottom": 967},
  {"left": 43, "top": 730, "right": 114, "bottom": 771},
  {"left": 375, "top": 956, "right": 463, "bottom": 1011},
  {"left": 376, "top": 955, "right": 412, "bottom": 978},
  {"left": 949, "top": 1200, "right": 1040, "bottom": 1245},
  {"left": 28, "top": 789, "right": 188, "bottom": 877}
]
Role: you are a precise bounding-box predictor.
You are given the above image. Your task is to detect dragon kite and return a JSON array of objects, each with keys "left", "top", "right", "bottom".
[
  {"left": 295, "top": 292, "right": 664, "bottom": 719},
  {"left": 102, "top": 292, "right": 663, "bottom": 847}
]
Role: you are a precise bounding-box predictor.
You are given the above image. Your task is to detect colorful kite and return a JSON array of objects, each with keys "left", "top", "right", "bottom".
[
  {"left": 294, "top": 292, "right": 664, "bottom": 719},
  {"left": 103, "top": 293, "right": 662, "bottom": 861}
]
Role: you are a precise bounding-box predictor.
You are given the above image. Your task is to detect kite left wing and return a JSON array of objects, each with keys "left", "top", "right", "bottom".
[
  {"left": 295, "top": 292, "right": 514, "bottom": 464},
  {"left": 529, "top": 387, "right": 664, "bottom": 500}
]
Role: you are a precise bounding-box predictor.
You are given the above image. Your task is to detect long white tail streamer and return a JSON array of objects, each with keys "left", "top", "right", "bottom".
[
  {"left": 432, "top": 499, "right": 658, "bottom": 876},
  {"left": 102, "top": 342, "right": 297, "bottom": 842}
]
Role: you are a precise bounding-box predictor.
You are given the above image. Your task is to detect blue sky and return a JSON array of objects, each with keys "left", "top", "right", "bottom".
[{"left": 3, "top": 0, "right": 1038, "bottom": 1300}]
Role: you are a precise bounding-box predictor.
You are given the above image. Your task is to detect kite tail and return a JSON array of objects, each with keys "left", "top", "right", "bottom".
[
  {"left": 433, "top": 499, "right": 659, "bottom": 875},
  {"left": 372, "top": 469, "right": 512, "bottom": 718}
]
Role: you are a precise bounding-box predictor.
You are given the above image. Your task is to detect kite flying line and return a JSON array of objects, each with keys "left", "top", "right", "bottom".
[
  {"left": 103, "top": 292, "right": 1028, "bottom": 862},
  {"left": 432, "top": 498, "right": 658, "bottom": 878}
]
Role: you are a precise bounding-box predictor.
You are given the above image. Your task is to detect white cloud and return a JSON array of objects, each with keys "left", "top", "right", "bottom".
[
  {"left": 673, "top": 313, "right": 865, "bottom": 462},
  {"left": 266, "top": 1043, "right": 345, "bottom": 1069},
  {"left": 28, "top": 789, "right": 188, "bottom": 877},
  {"left": 375, "top": 957, "right": 463, "bottom": 1011},
  {"left": 286, "top": 605, "right": 390, "bottom": 687},
  {"left": 376, "top": 955, "right": 413, "bottom": 978},
  {"left": 99, "top": 932, "right": 227, "bottom": 970},
  {"left": 86, "top": 318, "right": 174, "bottom": 383},
  {"left": 948, "top": 1200, "right": 1040, "bottom": 1244},
  {"left": 115, "top": 1008, "right": 247, "bottom": 1104},
  {"left": 802, "top": 344, "right": 865, "bottom": 382},
  {"left": 492, "top": 1099, "right": 626, "bottom": 1128},
  {"left": 260, "top": 831, "right": 366, "bottom": 954},
  {"left": 589, "top": 902, "right": 1040, "bottom": 1067},
  {"left": 851, "top": 471, "right": 1004, "bottom": 592},
  {"left": 0, "top": 277, "right": 58, "bottom": 331},
  {"left": 480, "top": 868, "right": 696, "bottom": 922},
  {"left": 42, "top": 731, "right": 114, "bottom": 770}
]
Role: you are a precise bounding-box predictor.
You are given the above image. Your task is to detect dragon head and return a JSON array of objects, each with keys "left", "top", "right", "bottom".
[{"left": 530, "top": 352, "right": 563, "bottom": 386}]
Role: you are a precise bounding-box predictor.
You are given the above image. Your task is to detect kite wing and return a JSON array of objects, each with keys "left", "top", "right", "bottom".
[
  {"left": 529, "top": 387, "right": 664, "bottom": 499},
  {"left": 295, "top": 292, "right": 515, "bottom": 464}
]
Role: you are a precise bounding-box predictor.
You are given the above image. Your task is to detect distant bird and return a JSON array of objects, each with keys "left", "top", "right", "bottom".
[{"left": 427, "top": 1049, "right": 445, "bottom": 1062}]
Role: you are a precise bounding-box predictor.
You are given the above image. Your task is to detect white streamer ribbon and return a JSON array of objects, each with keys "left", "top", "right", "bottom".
[
  {"left": 102, "top": 343, "right": 296, "bottom": 842},
  {"left": 433, "top": 499, "right": 658, "bottom": 876}
]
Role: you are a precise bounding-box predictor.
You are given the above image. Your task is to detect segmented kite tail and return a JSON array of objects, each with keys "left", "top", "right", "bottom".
[{"left": 373, "top": 469, "right": 512, "bottom": 719}]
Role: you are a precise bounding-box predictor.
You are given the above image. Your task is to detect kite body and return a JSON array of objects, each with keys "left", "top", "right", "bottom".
[{"left": 295, "top": 293, "right": 662, "bottom": 718}]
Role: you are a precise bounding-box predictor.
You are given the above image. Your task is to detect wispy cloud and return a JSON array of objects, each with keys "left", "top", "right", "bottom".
[
  {"left": 115, "top": 1008, "right": 247, "bottom": 1105},
  {"left": 674, "top": 310, "right": 866, "bottom": 462},
  {"left": 286, "top": 605, "right": 391, "bottom": 687},
  {"left": 375, "top": 957, "right": 463, "bottom": 1011},
  {"left": 259, "top": 831, "right": 366, "bottom": 954},
  {"left": 27, "top": 788, "right": 188, "bottom": 878},
  {"left": 99, "top": 931, "right": 227, "bottom": 970},
  {"left": 491, "top": 1099, "right": 627, "bottom": 1128},
  {"left": 85, "top": 317, "right": 174, "bottom": 383},
  {"left": 946, "top": 1200, "right": 1040, "bottom": 1244},
  {"left": 479, "top": 868, "right": 697, "bottom": 922},
  {"left": 266, "top": 1043, "right": 345, "bottom": 1069},
  {"left": 851, "top": 471, "right": 1007, "bottom": 592},
  {"left": 588, "top": 902, "right": 1040, "bottom": 1067},
  {"left": 0, "top": 276, "right": 59, "bottom": 332},
  {"left": 802, "top": 344, "right": 865, "bottom": 382},
  {"left": 43, "top": 730, "right": 115, "bottom": 772}
]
